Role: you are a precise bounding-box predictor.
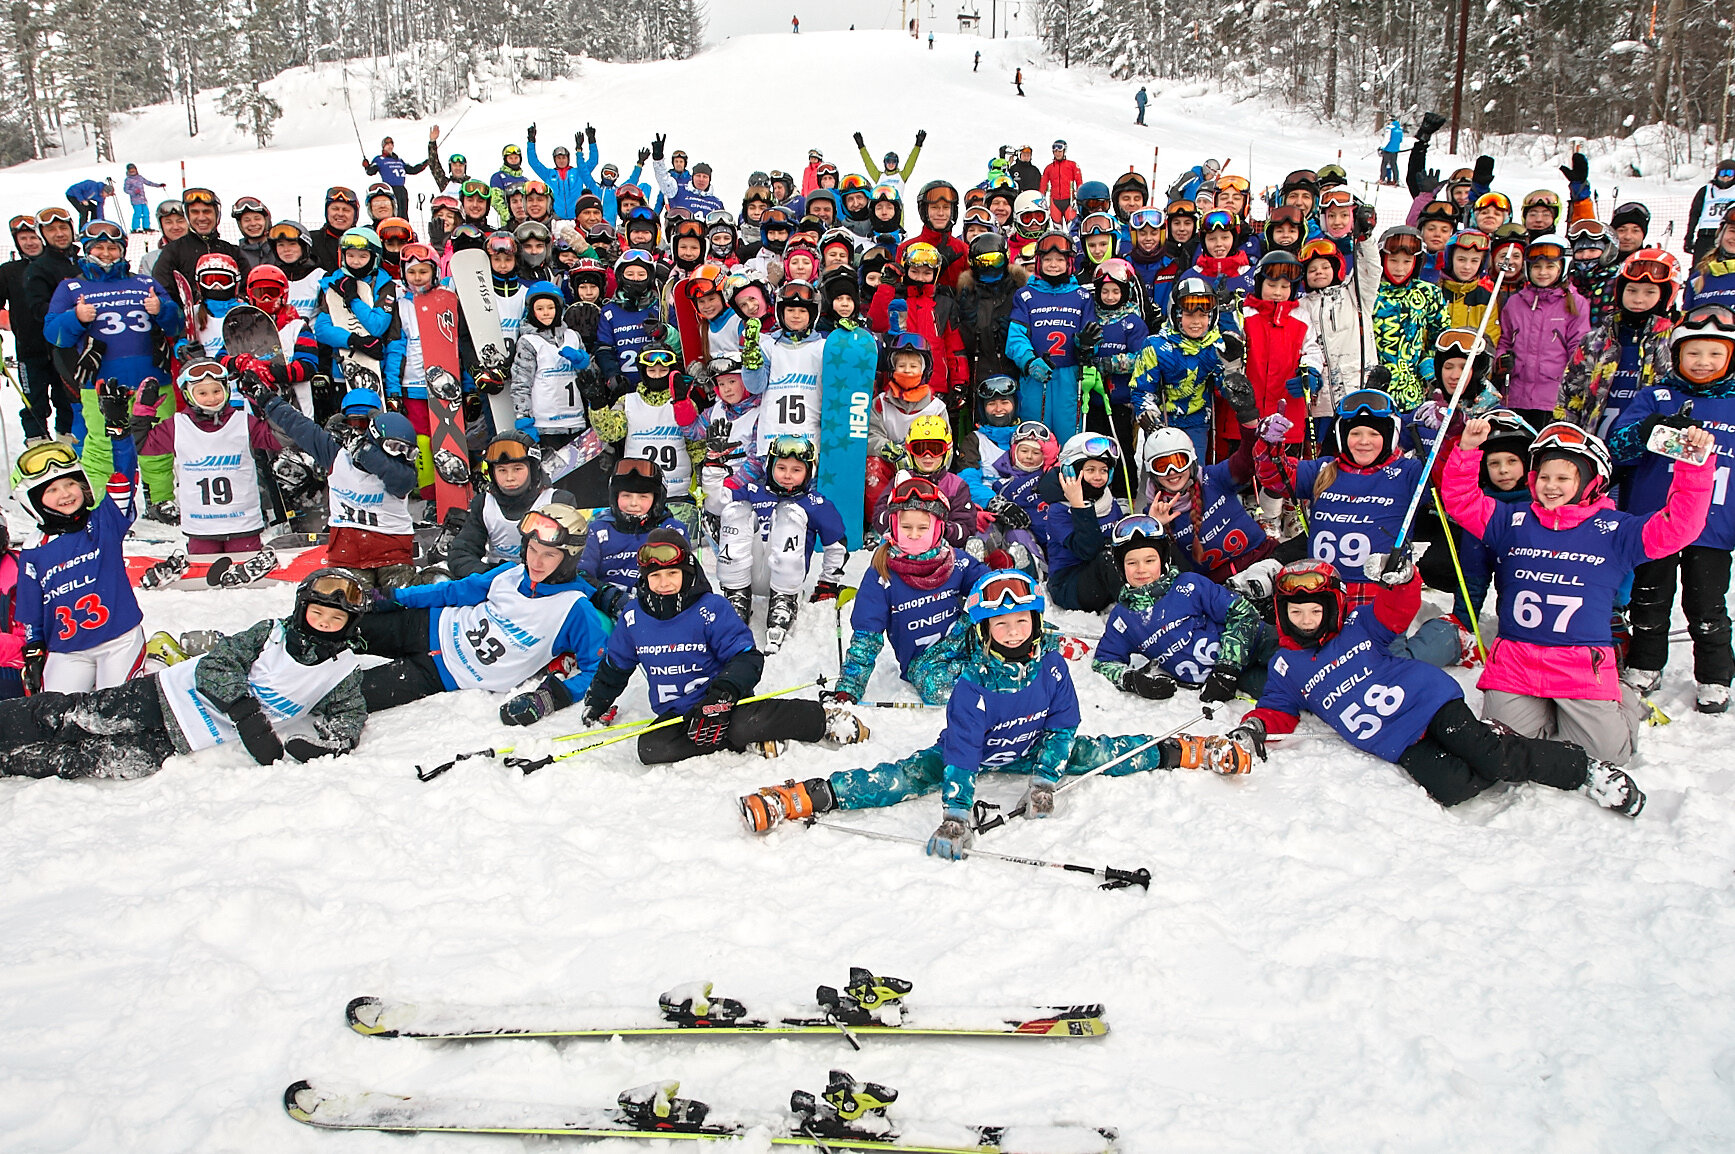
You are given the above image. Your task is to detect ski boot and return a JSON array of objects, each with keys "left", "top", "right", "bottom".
[
  {"left": 144, "top": 631, "right": 189, "bottom": 667},
  {"left": 739, "top": 776, "right": 837, "bottom": 833},
  {"left": 657, "top": 980, "right": 750, "bottom": 1026},
  {"left": 822, "top": 704, "right": 870, "bottom": 748},
  {"left": 1582, "top": 760, "right": 1645, "bottom": 817},
  {"left": 1170, "top": 734, "right": 1255, "bottom": 775},
  {"left": 137, "top": 550, "right": 190, "bottom": 589},
  {"left": 790, "top": 1069, "right": 898, "bottom": 1138},
  {"left": 1698, "top": 683, "right": 1730, "bottom": 714},
  {"left": 144, "top": 499, "right": 180, "bottom": 526},
  {"left": 753, "top": 739, "right": 788, "bottom": 758},
  {"left": 1005, "top": 540, "right": 1036, "bottom": 574},
  {"left": 1621, "top": 666, "right": 1661, "bottom": 695},
  {"left": 963, "top": 536, "right": 988, "bottom": 563},
  {"left": 615, "top": 1080, "right": 711, "bottom": 1131},
  {"left": 179, "top": 629, "right": 225, "bottom": 655},
  {"left": 765, "top": 591, "right": 799, "bottom": 653},
  {"left": 723, "top": 586, "right": 753, "bottom": 625}
]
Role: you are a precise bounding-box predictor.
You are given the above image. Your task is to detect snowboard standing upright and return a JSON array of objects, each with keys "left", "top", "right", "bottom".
[
  {"left": 448, "top": 248, "right": 514, "bottom": 434},
  {"left": 414, "top": 287, "right": 473, "bottom": 525},
  {"left": 818, "top": 324, "right": 877, "bottom": 547},
  {"left": 324, "top": 281, "right": 383, "bottom": 395},
  {"left": 219, "top": 302, "right": 294, "bottom": 529}
]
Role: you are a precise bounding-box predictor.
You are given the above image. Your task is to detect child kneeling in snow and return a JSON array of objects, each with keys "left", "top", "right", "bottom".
[
  {"left": 740, "top": 569, "right": 1256, "bottom": 855},
  {"left": 578, "top": 529, "right": 869, "bottom": 764},
  {"left": 714, "top": 432, "right": 849, "bottom": 652},
  {"left": 0, "top": 568, "right": 369, "bottom": 780},
  {"left": 1092, "top": 515, "right": 1278, "bottom": 704},
  {"left": 1224, "top": 557, "right": 1648, "bottom": 815},
  {"left": 829, "top": 476, "right": 988, "bottom": 707}
]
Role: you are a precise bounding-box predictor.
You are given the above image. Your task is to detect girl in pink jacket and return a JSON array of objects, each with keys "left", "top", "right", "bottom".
[
  {"left": 0, "top": 522, "right": 24, "bottom": 699},
  {"left": 1443, "top": 417, "right": 1714, "bottom": 765},
  {"left": 1494, "top": 235, "right": 1591, "bottom": 430}
]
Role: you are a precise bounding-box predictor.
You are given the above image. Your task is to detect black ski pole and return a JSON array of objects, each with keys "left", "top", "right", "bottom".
[{"left": 807, "top": 819, "right": 1151, "bottom": 891}]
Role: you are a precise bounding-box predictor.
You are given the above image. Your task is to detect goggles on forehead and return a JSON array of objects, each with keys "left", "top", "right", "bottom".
[
  {"left": 637, "top": 539, "right": 688, "bottom": 569},
  {"left": 1318, "top": 188, "right": 1355, "bottom": 210},
  {"left": 16, "top": 439, "right": 80, "bottom": 482},
  {"left": 1109, "top": 514, "right": 1165, "bottom": 545},
  {"left": 307, "top": 572, "right": 367, "bottom": 610},
  {"left": 182, "top": 187, "right": 219, "bottom": 207},
  {"left": 1130, "top": 208, "right": 1166, "bottom": 230},
  {"left": 1275, "top": 563, "right": 1336, "bottom": 595},
  {"left": 519, "top": 509, "right": 573, "bottom": 546}
]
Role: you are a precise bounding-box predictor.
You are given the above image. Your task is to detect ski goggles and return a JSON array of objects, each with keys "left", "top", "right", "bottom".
[
  {"left": 519, "top": 509, "right": 575, "bottom": 547},
  {"left": 1531, "top": 421, "right": 1602, "bottom": 456},
  {"left": 156, "top": 200, "right": 185, "bottom": 219},
  {"left": 9, "top": 213, "right": 37, "bottom": 234},
  {"left": 306, "top": 571, "right": 367, "bottom": 612},
  {"left": 399, "top": 241, "right": 439, "bottom": 267},
  {"left": 1077, "top": 213, "right": 1115, "bottom": 238},
  {"left": 80, "top": 221, "right": 124, "bottom": 243},
  {"left": 1129, "top": 209, "right": 1166, "bottom": 231},
  {"left": 1566, "top": 218, "right": 1610, "bottom": 241},
  {"left": 979, "top": 375, "right": 1019, "bottom": 400},
  {"left": 522, "top": 180, "right": 551, "bottom": 198},
  {"left": 1474, "top": 192, "right": 1512, "bottom": 213},
  {"left": 1260, "top": 259, "right": 1302, "bottom": 283},
  {"left": 1482, "top": 408, "right": 1539, "bottom": 440},
  {"left": 484, "top": 233, "right": 518, "bottom": 255},
  {"left": 338, "top": 231, "right": 376, "bottom": 252},
  {"left": 484, "top": 437, "right": 538, "bottom": 464},
  {"left": 377, "top": 433, "right": 418, "bottom": 460},
  {"left": 1165, "top": 199, "right": 1199, "bottom": 218},
  {"left": 704, "top": 355, "right": 744, "bottom": 376},
  {"left": 670, "top": 150, "right": 689, "bottom": 163},
  {"left": 905, "top": 243, "right": 942, "bottom": 270},
  {"left": 638, "top": 538, "right": 689, "bottom": 571},
  {"left": 1217, "top": 175, "right": 1250, "bottom": 194},
  {"left": 889, "top": 475, "right": 945, "bottom": 506},
  {"left": 1526, "top": 240, "right": 1569, "bottom": 262},
  {"left": 1274, "top": 561, "right": 1337, "bottom": 596},
  {"left": 34, "top": 206, "right": 72, "bottom": 226},
  {"left": 636, "top": 347, "right": 678, "bottom": 370},
  {"left": 1173, "top": 290, "right": 1216, "bottom": 315},
  {"left": 778, "top": 282, "right": 818, "bottom": 306},
  {"left": 1318, "top": 188, "right": 1355, "bottom": 210},
  {"left": 1336, "top": 389, "right": 1397, "bottom": 419},
  {"left": 766, "top": 433, "right": 815, "bottom": 461},
  {"left": 614, "top": 457, "right": 661, "bottom": 480},
  {"left": 1448, "top": 229, "right": 1491, "bottom": 252},
  {"left": 267, "top": 222, "right": 306, "bottom": 242},
  {"left": 1380, "top": 232, "right": 1423, "bottom": 256},
  {"left": 1109, "top": 514, "right": 1165, "bottom": 545},
  {"left": 16, "top": 439, "right": 80, "bottom": 482},
  {"left": 1264, "top": 206, "right": 1305, "bottom": 229},
  {"left": 1145, "top": 447, "right": 1194, "bottom": 476},
  {"left": 1283, "top": 169, "right": 1319, "bottom": 189},
  {"left": 971, "top": 248, "right": 1008, "bottom": 269},
  {"left": 1298, "top": 238, "right": 1339, "bottom": 263},
  {"left": 905, "top": 439, "right": 950, "bottom": 459},
  {"left": 1033, "top": 233, "right": 1072, "bottom": 257},
  {"left": 182, "top": 188, "right": 220, "bottom": 208},
  {"left": 325, "top": 186, "right": 359, "bottom": 205},
  {"left": 231, "top": 195, "right": 269, "bottom": 216},
  {"left": 178, "top": 360, "right": 230, "bottom": 388},
  {"left": 839, "top": 174, "right": 872, "bottom": 192},
  {"left": 1682, "top": 303, "right": 1735, "bottom": 331},
  {"left": 446, "top": 153, "right": 468, "bottom": 166},
  {"left": 377, "top": 220, "right": 414, "bottom": 243},
  {"left": 1622, "top": 256, "right": 1676, "bottom": 285},
  {"left": 1012, "top": 420, "right": 1052, "bottom": 443},
  {"left": 460, "top": 180, "right": 492, "bottom": 199},
  {"left": 1016, "top": 208, "right": 1051, "bottom": 229},
  {"left": 968, "top": 572, "right": 1040, "bottom": 613},
  {"left": 1435, "top": 329, "right": 1487, "bottom": 356},
  {"left": 1200, "top": 210, "right": 1236, "bottom": 233},
  {"left": 1069, "top": 434, "right": 1121, "bottom": 462}
]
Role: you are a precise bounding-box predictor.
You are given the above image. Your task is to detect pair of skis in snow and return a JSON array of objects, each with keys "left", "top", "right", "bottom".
[{"left": 288, "top": 969, "right": 1114, "bottom": 1152}]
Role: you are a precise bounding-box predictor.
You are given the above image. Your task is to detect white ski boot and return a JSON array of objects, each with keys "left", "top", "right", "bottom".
[{"left": 1697, "top": 683, "right": 1730, "bottom": 714}]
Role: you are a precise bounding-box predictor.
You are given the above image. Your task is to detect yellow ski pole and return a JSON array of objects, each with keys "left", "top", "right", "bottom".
[{"left": 1431, "top": 487, "right": 1487, "bottom": 663}]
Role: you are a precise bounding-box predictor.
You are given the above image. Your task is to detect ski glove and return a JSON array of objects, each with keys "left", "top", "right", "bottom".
[
  {"left": 1018, "top": 779, "right": 1055, "bottom": 819},
  {"left": 285, "top": 738, "right": 345, "bottom": 763},
  {"left": 1199, "top": 668, "right": 1240, "bottom": 705},
  {"left": 853, "top": 131, "right": 866, "bottom": 148},
  {"left": 21, "top": 639, "right": 45, "bottom": 696},
  {"left": 1560, "top": 152, "right": 1589, "bottom": 187},
  {"left": 347, "top": 333, "right": 385, "bottom": 360},
  {"left": 225, "top": 695, "right": 284, "bottom": 766},
  {"left": 1636, "top": 408, "right": 1700, "bottom": 445},
  {"left": 590, "top": 583, "right": 626, "bottom": 619},
  {"left": 1284, "top": 374, "right": 1308, "bottom": 399},
  {"left": 914, "top": 129, "right": 927, "bottom": 147},
  {"left": 96, "top": 377, "right": 132, "bottom": 437},
  {"left": 1025, "top": 358, "right": 1053, "bottom": 384},
  {"left": 526, "top": 123, "right": 537, "bottom": 144},
  {"left": 1417, "top": 111, "right": 1449, "bottom": 142},
  {"left": 501, "top": 676, "right": 573, "bottom": 726},
  {"left": 637, "top": 147, "right": 650, "bottom": 166},
  {"left": 586, "top": 124, "right": 597, "bottom": 145},
  {"left": 1472, "top": 155, "right": 1496, "bottom": 189},
  {"left": 820, "top": 688, "right": 857, "bottom": 705},
  {"left": 323, "top": 414, "right": 363, "bottom": 453},
  {"left": 986, "top": 494, "right": 1031, "bottom": 532},
  {"left": 1363, "top": 365, "right": 1392, "bottom": 391},
  {"left": 651, "top": 134, "right": 665, "bottom": 161},
  {"left": 1220, "top": 371, "right": 1259, "bottom": 425},
  {"left": 925, "top": 809, "right": 973, "bottom": 860},
  {"left": 1411, "top": 393, "right": 1451, "bottom": 431},
  {"left": 685, "top": 683, "right": 738, "bottom": 747},
  {"left": 1219, "top": 331, "right": 1245, "bottom": 364},
  {"left": 367, "top": 587, "right": 402, "bottom": 613},
  {"left": 1363, "top": 545, "right": 1415, "bottom": 587},
  {"left": 1353, "top": 202, "right": 1377, "bottom": 241},
  {"left": 1225, "top": 717, "right": 1268, "bottom": 762},
  {"left": 1121, "top": 666, "right": 1178, "bottom": 700},
  {"left": 1417, "top": 168, "right": 1442, "bottom": 195},
  {"left": 336, "top": 275, "right": 361, "bottom": 303},
  {"left": 1256, "top": 412, "right": 1293, "bottom": 443},
  {"left": 1076, "top": 321, "right": 1103, "bottom": 359}
]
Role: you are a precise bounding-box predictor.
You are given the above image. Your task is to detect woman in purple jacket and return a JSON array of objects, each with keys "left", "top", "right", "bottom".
[{"left": 1495, "top": 235, "right": 1590, "bottom": 429}]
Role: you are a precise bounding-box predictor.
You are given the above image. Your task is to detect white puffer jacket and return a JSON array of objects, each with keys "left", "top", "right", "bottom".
[{"left": 1300, "top": 235, "right": 1381, "bottom": 416}]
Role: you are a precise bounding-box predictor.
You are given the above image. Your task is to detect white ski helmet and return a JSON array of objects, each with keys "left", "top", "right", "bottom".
[
  {"left": 1140, "top": 426, "right": 1197, "bottom": 477},
  {"left": 1012, "top": 190, "right": 1049, "bottom": 237}
]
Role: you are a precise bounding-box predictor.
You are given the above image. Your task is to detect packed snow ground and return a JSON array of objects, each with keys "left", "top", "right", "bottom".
[{"left": 3, "top": 29, "right": 1735, "bottom": 1154}]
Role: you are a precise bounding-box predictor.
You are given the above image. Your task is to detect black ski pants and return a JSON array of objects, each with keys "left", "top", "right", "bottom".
[
  {"left": 358, "top": 608, "right": 447, "bottom": 712},
  {"left": 1628, "top": 546, "right": 1734, "bottom": 686},
  {"left": 638, "top": 699, "right": 826, "bottom": 765},
  {"left": 0, "top": 674, "right": 177, "bottom": 779},
  {"left": 1396, "top": 698, "right": 1589, "bottom": 807}
]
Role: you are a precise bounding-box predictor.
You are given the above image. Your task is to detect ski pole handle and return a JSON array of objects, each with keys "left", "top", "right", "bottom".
[
  {"left": 416, "top": 747, "right": 500, "bottom": 781},
  {"left": 1071, "top": 864, "right": 1152, "bottom": 891}
]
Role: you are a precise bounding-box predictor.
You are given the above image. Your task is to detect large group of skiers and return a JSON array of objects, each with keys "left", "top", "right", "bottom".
[{"left": 4, "top": 106, "right": 1735, "bottom": 860}]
